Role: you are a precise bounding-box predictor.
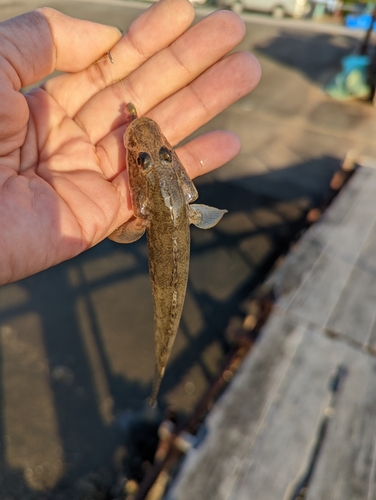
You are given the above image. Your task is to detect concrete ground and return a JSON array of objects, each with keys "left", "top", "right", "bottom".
[{"left": 1, "top": 1, "right": 376, "bottom": 498}]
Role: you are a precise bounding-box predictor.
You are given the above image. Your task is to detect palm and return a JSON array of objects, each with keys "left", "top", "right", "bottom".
[
  {"left": 1, "top": 88, "right": 123, "bottom": 283},
  {"left": 25, "top": 89, "right": 122, "bottom": 246},
  {"left": 0, "top": 1, "right": 260, "bottom": 284}
]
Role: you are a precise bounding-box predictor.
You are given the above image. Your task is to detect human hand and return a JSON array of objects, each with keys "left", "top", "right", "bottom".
[{"left": 0, "top": 0, "right": 261, "bottom": 285}]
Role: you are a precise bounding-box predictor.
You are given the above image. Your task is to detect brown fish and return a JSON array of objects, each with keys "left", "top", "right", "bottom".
[{"left": 109, "top": 105, "right": 226, "bottom": 406}]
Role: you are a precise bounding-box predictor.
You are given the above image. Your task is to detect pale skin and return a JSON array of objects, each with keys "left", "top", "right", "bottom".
[{"left": 0, "top": 0, "right": 261, "bottom": 286}]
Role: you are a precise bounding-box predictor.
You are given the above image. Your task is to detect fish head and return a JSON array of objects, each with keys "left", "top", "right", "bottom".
[{"left": 124, "top": 117, "right": 175, "bottom": 217}]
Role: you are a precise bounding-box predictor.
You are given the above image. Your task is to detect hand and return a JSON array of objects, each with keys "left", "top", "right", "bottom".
[{"left": 0, "top": 0, "right": 261, "bottom": 285}]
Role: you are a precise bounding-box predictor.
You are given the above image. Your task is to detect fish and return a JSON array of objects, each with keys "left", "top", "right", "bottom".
[{"left": 109, "top": 104, "right": 227, "bottom": 406}]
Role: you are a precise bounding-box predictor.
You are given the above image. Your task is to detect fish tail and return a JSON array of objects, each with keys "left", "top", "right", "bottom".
[{"left": 149, "top": 365, "right": 165, "bottom": 407}]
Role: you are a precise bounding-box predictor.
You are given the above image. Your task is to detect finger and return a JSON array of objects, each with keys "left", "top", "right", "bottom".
[
  {"left": 43, "top": 0, "right": 195, "bottom": 117},
  {"left": 176, "top": 130, "right": 241, "bottom": 179},
  {"left": 0, "top": 8, "right": 121, "bottom": 88},
  {"left": 149, "top": 52, "right": 261, "bottom": 144},
  {"left": 108, "top": 130, "right": 241, "bottom": 230},
  {"left": 74, "top": 10, "right": 246, "bottom": 144},
  {"left": 96, "top": 51, "right": 260, "bottom": 180}
]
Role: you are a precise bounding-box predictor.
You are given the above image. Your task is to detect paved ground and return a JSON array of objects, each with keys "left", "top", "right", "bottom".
[{"left": 1, "top": 1, "right": 376, "bottom": 498}]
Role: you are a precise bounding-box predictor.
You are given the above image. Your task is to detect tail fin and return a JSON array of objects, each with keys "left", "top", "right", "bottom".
[{"left": 149, "top": 366, "right": 164, "bottom": 407}]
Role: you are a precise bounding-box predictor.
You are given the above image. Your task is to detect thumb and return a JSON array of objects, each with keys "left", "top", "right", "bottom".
[{"left": 0, "top": 8, "right": 122, "bottom": 88}]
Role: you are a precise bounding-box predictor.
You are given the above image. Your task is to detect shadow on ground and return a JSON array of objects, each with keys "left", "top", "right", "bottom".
[{"left": 254, "top": 30, "right": 357, "bottom": 85}]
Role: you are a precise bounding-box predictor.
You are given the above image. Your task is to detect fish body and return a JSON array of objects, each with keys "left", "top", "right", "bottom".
[{"left": 109, "top": 109, "right": 226, "bottom": 406}]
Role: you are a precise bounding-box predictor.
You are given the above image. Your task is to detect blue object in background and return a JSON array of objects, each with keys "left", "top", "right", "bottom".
[
  {"left": 342, "top": 54, "right": 370, "bottom": 72},
  {"left": 346, "top": 3, "right": 376, "bottom": 30},
  {"left": 325, "top": 54, "right": 371, "bottom": 100},
  {"left": 346, "top": 13, "right": 376, "bottom": 29}
]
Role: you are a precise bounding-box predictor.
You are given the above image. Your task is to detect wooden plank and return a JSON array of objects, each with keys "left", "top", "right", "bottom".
[
  {"left": 278, "top": 167, "right": 376, "bottom": 327},
  {"left": 327, "top": 264, "right": 376, "bottom": 346},
  {"left": 326, "top": 220, "right": 376, "bottom": 346},
  {"left": 284, "top": 251, "right": 354, "bottom": 328},
  {"left": 325, "top": 167, "right": 376, "bottom": 264},
  {"left": 272, "top": 166, "right": 373, "bottom": 310},
  {"left": 306, "top": 346, "right": 376, "bottom": 500},
  {"left": 368, "top": 321, "right": 376, "bottom": 353},
  {"left": 356, "top": 217, "right": 376, "bottom": 279},
  {"left": 167, "top": 311, "right": 343, "bottom": 500}
]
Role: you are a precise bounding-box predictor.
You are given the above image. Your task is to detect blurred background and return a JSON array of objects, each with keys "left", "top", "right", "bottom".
[{"left": 1, "top": 0, "right": 376, "bottom": 498}]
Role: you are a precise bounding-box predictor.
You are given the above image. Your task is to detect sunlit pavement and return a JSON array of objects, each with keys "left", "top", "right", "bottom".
[{"left": 1, "top": 1, "right": 376, "bottom": 498}]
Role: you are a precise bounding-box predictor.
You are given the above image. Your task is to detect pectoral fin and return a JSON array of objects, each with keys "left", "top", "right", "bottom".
[
  {"left": 189, "top": 204, "right": 227, "bottom": 229},
  {"left": 108, "top": 217, "right": 146, "bottom": 244}
]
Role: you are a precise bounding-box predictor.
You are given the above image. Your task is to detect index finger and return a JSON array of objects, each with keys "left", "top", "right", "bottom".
[{"left": 43, "top": 0, "right": 195, "bottom": 118}]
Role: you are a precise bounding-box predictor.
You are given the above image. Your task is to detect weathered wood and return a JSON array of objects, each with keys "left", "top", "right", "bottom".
[
  {"left": 368, "top": 320, "right": 376, "bottom": 353},
  {"left": 273, "top": 166, "right": 373, "bottom": 309},
  {"left": 306, "top": 347, "right": 376, "bottom": 500},
  {"left": 275, "top": 166, "right": 376, "bottom": 332},
  {"left": 168, "top": 311, "right": 343, "bottom": 500},
  {"left": 284, "top": 250, "right": 354, "bottom": 328},
  {"left": 326, "top": 257, "right": 376, "bottom": 347}
]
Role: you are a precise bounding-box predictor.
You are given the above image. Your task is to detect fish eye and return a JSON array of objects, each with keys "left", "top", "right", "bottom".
[
  {"left": 137, "top": 152, "right": 152, "bottom": 170},
  {"left": 159, "top": 146, "right": 172, "bottom": 164}
]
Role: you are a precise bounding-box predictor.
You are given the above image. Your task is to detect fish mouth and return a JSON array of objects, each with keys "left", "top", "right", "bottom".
[{"left": 125, "top": 117, "right": 162, "bottom": 148}]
